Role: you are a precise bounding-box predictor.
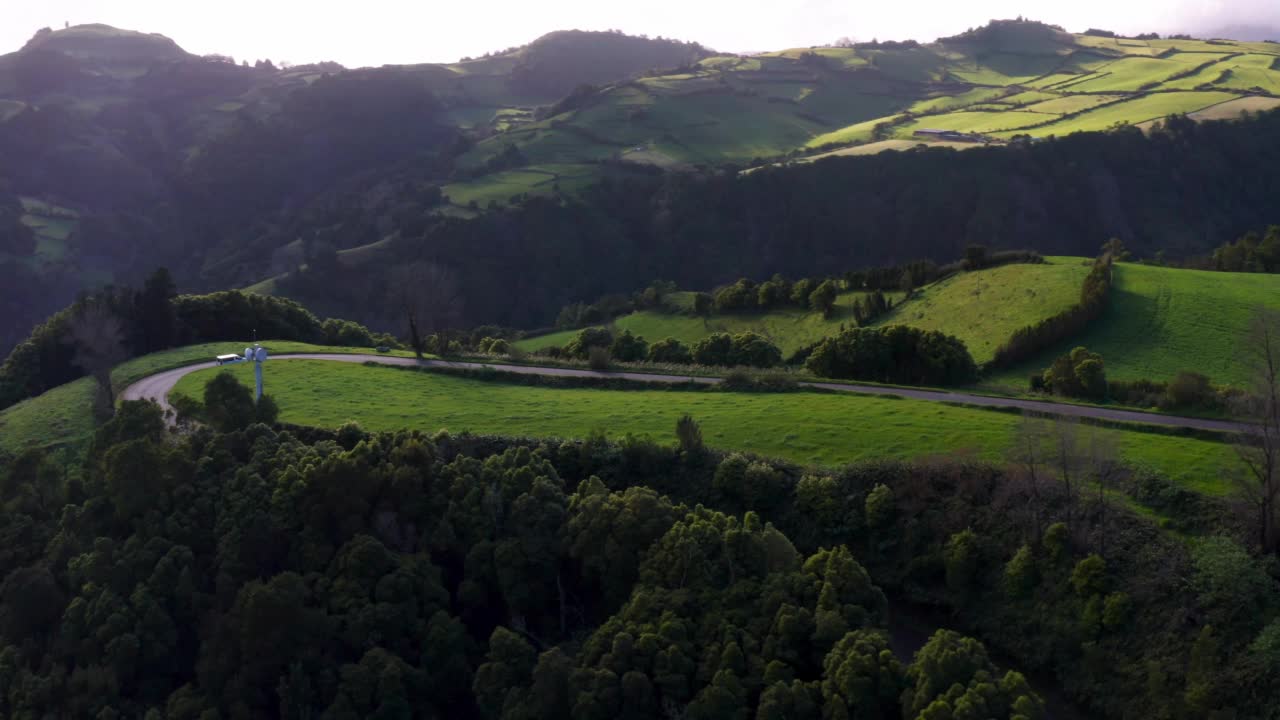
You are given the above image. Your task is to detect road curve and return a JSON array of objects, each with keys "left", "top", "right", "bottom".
[{"left": 120, "top": 353, "right": 1253, "bottom": 435}]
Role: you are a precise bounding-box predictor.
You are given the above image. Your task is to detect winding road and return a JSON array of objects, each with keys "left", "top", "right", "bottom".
[{"left": 121, "top": 353, "right": 1253, "bottom": 435}]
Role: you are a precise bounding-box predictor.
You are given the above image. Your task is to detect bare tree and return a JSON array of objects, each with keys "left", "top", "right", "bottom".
[
  {"left": 1083, "top": 425, "right": 1121, "bottom": 557},
  {"left": 66, "top": 301, "right": 128, "bottom": 420},
  {"left": 1008, "top": 414, "right": 1051, "bottom": 542},
  {"left": 1234, "top": 307, "right": 1280, "bottom": 554},
  {"left": 1049, "top": 416, "right": 1083, "bottom": 536},
  {"left": 385, "top": 262, "right": 462, "bottom": 358}
]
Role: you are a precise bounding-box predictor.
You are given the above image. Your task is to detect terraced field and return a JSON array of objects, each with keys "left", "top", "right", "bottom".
[{"left": 450, "top": 24, "right": 1280, "bottom": 202}]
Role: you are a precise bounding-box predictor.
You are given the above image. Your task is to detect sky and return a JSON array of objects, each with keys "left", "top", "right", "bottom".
[{"left": 2, "top": 0, "right": 1278, "bottom": 68}]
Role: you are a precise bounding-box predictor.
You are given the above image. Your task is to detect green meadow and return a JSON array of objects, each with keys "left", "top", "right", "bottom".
[
  {"left": 989, "top": 263, "right": 1280, "bottom": 388},
  {"left": 874, "top": 258, "right": 1089, "bottom": 364},
  {"left": 172, "top": 360, "right": 1242, "bottom": 496},
  {"left": 517, "top": 258, "right": 1087, "bottom": 365},
  {"left": 515, "top": 291, "right": 898, "bottom": 356}
]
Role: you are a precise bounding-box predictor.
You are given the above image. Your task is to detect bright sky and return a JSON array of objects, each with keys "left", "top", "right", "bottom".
[{"left": 2, "top": 0, "right": 1277, "bottom": 67}]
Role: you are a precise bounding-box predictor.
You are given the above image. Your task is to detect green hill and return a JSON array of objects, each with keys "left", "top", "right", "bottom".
[
  {"left": 988, "top": 262, "right": 1280, "bottom": 388},
  {"left": 460, "top": 20, "right": 1280, "bottom": 187},
  {"left": 517, "top": 258, "right": 1088, "bottom": 364},
  {"left": 873, "top": 258, "right": 1089, "bottom": 364}
]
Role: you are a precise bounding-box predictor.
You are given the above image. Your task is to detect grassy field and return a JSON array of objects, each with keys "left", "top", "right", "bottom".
[
  {"left": 874, "top": 258, "right": 1090, "bottom": 364},
  {"left": 807, "top": 115, "right": 905, "bottom": 148},
  {"left": 802, "top": 139, "right": 981, "bottom": 160},
  {"left": 898, "top": 110, "right": 1055, "bottom": 136},
  {"left": 988, "top": 263, "right": 1280, "bottom": 388},
  {"left": 171, "top": 360, "right": 1243, "bottom": 496},
  {"left": 0, "top": 342, "right": 423, "bottom": 456},
  {"left": 518, "top": 259, "right": 1087, "bottom": 365},
  {"left": 1187, "top": 95, "right": 1280, "bottom": 120},
  {"left": 997, "top": 91, "right": 1238, "bottom": 137},
  {"left": 515, "top": 291, "right": 899, "bottom": 356}
]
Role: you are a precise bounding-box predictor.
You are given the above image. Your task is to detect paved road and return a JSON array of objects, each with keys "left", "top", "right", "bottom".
[{"left": 121, "top": 353, "right": 1253, "bottom": 435}]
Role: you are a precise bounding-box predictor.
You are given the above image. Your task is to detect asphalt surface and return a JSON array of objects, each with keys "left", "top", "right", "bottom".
[{"left": 120, "top": 353, "right": 1253, "bottom": 435}]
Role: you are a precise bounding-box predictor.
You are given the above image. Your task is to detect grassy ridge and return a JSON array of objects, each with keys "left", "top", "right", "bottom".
[
  {"left": 171, "top": 360, "right": 1242, "bottom": 496},
  {"left": 987, "top": 263, "right": 1280, "bottom": 388}
]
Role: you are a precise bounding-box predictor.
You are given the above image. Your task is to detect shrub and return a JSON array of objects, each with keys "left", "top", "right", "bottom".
[
  {"left": 1042, "top": 346, "right": 1106, "bottom": 401},
  {"left": 477, "top": 337, "right": 510, "bottom": 354},
  {"left": 565, "top": 327, "right": 614, "bottom": 359},
  {"left": 713, "top": 279, "right": 758, "bottom": 312},
  {"left": 691, "top": 333, "right": 734, "bottom": 366},
  {"left": 609, "top": 330, "right": 648, "bottom": 363},
  {"left": 675, "top": 414, "right": 703, "bottom": 454},
  {"left": 648, "top": 337, "right": 692, "bottom": 364},
  {"left": 321, "top": 318, "right": 375, "bottom": 347},
  {"left": 587, "top": 346, "right": 611, "bottom": 370},
  {"left": 728, "top": 332, "right": 782, "bottom": 368},
  {"left": 1165, "top": 371, "right": 1214, "bottom": 410}
]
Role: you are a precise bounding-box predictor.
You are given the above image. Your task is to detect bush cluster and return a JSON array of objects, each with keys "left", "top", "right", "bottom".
[{"left": 805, "top": 325, "right": 977, "bottom": 385}]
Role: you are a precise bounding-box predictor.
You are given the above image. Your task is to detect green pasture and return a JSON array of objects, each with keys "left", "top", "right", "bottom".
[
  {"left": 803, "top": 139, "right": 980, "bottom": 160},
  {"left": 518, "top": 259, "right": 1089, "bottom": 365},
  {"left": 998, "top": 91, "right": 1238, "bottom": 137},
  {"left": 988, "top": 263, "right": 1280, "bottom": 388},
  {"left": 442, "top": 164, "right": 598, "bottom": 207},
  {"left": 874, "top": 258, "right": 1089, "bottom": 365},
  {"left": 516, "top": 290, "right": 894, "bottom": 356},
  {"left": 1067, "top": 54, "right": 1232, "bottom": 92},
  {"left": 171, "top": 360, "right": 1243, "bottom": 496},
  {"left": 897, "top": 110, "right": 1053, "bottom": 135},
  {"left": 1187, "top": 95, "right": 1280, "bottom": 120},
  {"left": 807, "top": 115, "right": 905, "bottom": 147},
  {"left": 1022, "top": 94, "right": 1122, "bottom": 114},
  {"left": 910, "top": 87, "right": 1009, "bottom": 113}
]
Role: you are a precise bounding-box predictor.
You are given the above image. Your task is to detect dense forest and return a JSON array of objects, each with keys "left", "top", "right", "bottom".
[{"left": 1, "top": 405, "right": 1276, "bottom": 718}]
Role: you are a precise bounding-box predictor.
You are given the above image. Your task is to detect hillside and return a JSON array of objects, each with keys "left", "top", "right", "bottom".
[
  {"left": 513, "top": 258, "right": 1102, "bottom": 366},
  {"left": 515, "top": 290, "right": 898, "bottom": 357},
  {"left": 460, "top": 19, "right": 1280, "bottom": 186},
  {"left": 988, "top": 262, "right": 1280, "bottom": 388},
  {"left": 6, "top": 19, "right": 1280, "bottom": 356}
]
